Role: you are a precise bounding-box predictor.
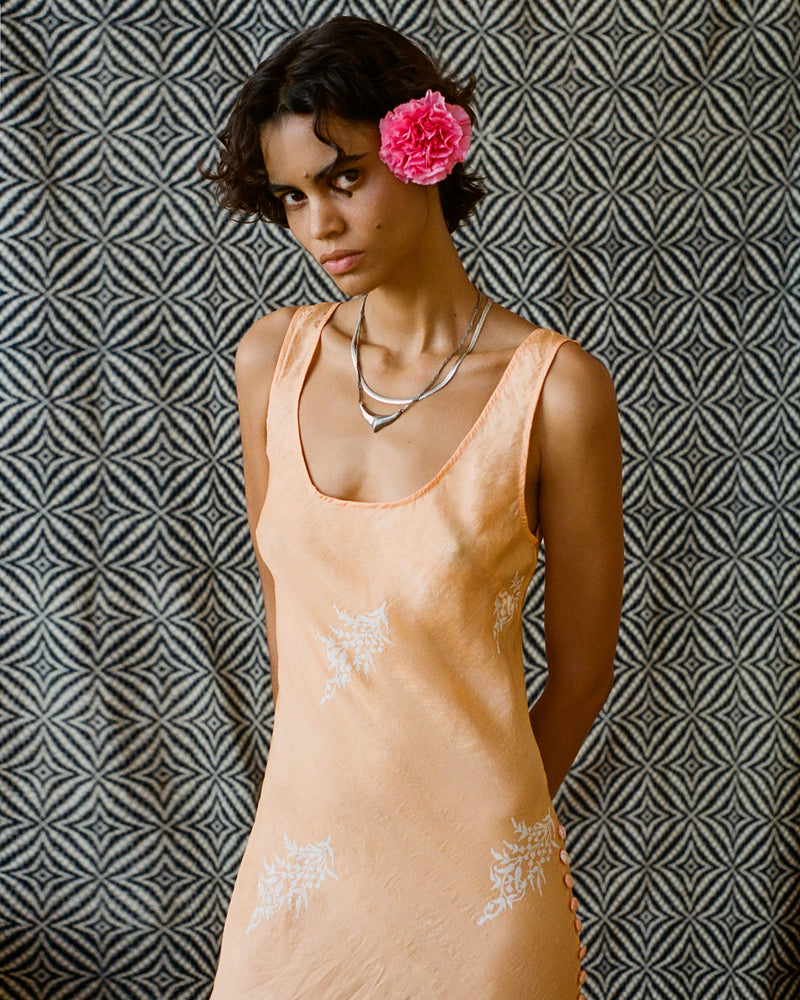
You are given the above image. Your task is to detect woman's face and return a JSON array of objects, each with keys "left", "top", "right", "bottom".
[{"left": 260, "top": 113, "right": 439, "bottom": 295}]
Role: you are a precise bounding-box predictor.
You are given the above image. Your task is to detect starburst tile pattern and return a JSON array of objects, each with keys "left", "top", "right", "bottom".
[{"left": 1, "top": 1, "right": 798, "bottom": 998}]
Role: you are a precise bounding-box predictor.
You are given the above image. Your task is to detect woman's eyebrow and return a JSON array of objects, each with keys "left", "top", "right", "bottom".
[{"left": 269, "top": 152, "right": 368, "bottom": 193}]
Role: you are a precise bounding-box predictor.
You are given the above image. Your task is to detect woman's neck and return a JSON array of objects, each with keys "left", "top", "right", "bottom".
[{"left": 360, "top": 238, "right": 479, "bottom": 359}]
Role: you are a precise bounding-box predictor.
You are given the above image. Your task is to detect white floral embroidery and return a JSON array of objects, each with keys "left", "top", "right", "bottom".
[
  {"left": 247, "top": 835, "right": 337, "bottom": 933},
  {"left": 477, "top": 813, "right": 559, "bottom": 925},
  {"left": 493, "top": 572, "right": 524, "bottom": 651},
  {"left": 318, "top": 602, "right": 392, "bottom": 704}
]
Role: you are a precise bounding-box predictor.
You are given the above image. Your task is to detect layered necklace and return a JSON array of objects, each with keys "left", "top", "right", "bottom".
[{"left": 351, "top": 291, "right": 492, "bottom": 432}]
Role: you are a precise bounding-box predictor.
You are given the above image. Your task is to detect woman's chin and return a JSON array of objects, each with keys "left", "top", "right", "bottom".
[{"left": 328, "top": 272, "right": 379, "bottom": 298}]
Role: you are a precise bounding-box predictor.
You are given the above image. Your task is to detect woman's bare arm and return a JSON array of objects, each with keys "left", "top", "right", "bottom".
[
  {"left": 235, "top": 306, "right": 297, "bottom": 705},
  {"left": 528, "top": 342, "right": 624, "bottom": 796}
]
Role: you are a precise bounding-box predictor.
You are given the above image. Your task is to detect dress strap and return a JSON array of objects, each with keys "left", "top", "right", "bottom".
[
  {"left": 510, "top": 328, "right": 575, "bottom": 538},
  {"left": 272, "top": 302, "right": 338, "bottom": 386},
  {"left": 266, "top": 303, "right": 338, "bottom": 464}
]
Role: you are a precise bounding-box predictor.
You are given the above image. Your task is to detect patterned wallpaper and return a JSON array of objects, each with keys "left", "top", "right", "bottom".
[{"left": 1, "top": 1, "right": 798, "bottom": 997}]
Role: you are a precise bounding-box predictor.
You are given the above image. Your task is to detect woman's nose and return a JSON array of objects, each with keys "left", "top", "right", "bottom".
[{"left": 309, "top": 197, "right": 344, "bottom": 240}]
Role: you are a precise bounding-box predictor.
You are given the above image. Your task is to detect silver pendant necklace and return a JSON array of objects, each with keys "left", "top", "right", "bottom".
[{"left": 351, "top": 292, "right": 492, "bottom": 433}]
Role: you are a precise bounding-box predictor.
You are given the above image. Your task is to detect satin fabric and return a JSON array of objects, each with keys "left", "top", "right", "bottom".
[{"left": 212, "top": 303, "right": 584, "bottom": 999}]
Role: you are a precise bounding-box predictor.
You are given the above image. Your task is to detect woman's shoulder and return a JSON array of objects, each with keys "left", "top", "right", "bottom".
[
  {"left": 235, "top": 303, "right": 324, "bottom": 390},
  {"left": 490, "top": 302, "right": 611, "bottom": 394},
  {"left": 536, "top": 331, "right": 618, "bottom": 449},
  {"left": 487, "top": 301, "right": 617, "bottom": 437},
  {"left": 235, "top": 305, "right": 299, "bottom": 381},
  {"left": 485, "top": 301, "right": 569, "bottom": 356},
  {"left": 235, "top": 301, "right": 339, "bottom": 377}
]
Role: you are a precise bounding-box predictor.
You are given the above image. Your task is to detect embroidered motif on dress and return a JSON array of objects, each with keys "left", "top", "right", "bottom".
[
  {"left": 492, "top": 571, "right": 524, "bottom": 651},
  {"left": 318, "top": 602, "right": 392, "bottom": 704},
  {"left": 477, "top": 813, "right": 560, "bottom": 925},
  {"left": 247, "top": 835, "right": 337, "bottom": 932}
]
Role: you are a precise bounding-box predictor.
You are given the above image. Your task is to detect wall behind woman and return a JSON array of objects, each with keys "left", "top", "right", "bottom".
[{"left": 1, "top": 1, "right": 797, "bottom": 997}]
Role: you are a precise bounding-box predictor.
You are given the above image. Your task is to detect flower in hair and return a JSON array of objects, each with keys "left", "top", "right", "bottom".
[{"left": 378, "top": 89, "right": 472, "bottom": 185}]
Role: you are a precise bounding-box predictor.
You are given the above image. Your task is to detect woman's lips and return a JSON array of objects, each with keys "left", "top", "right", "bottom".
[{"left": 321, "top": 252, "right": 364, "bottom": 275}]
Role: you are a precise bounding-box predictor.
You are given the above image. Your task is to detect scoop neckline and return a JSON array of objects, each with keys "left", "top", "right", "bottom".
[{"left": 294, "top": 301, "right": 541, "bottom": 509}]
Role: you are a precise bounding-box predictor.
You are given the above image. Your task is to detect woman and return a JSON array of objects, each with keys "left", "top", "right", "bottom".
[{"left": 202, "top": 15, "right": 622, "bottom": 1000}]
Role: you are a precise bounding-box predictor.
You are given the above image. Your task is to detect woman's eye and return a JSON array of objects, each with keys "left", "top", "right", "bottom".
[
  {"left": 333, "top": 170, "right": 360, "bottom": 190},
  {"left": 281, "top": 190, "right": 305, "bottom": 207}
]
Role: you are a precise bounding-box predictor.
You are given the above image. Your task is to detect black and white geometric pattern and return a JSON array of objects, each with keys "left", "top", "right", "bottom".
[{"left": 1, "top": 0, "right": 798, "bottom": 997}]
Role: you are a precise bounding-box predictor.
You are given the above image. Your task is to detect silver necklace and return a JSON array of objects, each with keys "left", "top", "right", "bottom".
[
  {"left": 352, "top": 291, "right": 483, "bottom": 406},
  {"left": 352, "top": 293, "right": 492, "bottom": 433}
]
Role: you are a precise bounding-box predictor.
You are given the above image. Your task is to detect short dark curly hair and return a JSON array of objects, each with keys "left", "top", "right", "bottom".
[{"left": 199, "top": 16, "right": 486, "bottom": 233}]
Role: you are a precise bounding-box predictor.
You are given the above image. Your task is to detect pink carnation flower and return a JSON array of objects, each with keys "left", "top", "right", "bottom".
[{"left": 378, "top": 89, "right": 472, "bottom": 185}]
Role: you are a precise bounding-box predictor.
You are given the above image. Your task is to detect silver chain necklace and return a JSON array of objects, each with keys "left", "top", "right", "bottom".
[
  {"left": 352, "top": 291, "right": 483, "bottom": 406},
  {"left": 351, "top": 293, "right": 492, "bottom": 433}
]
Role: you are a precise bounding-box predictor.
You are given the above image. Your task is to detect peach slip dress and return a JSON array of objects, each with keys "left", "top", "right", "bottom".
[{"left": 211, "top": 303, "right": 587, "bottom": 1000}]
